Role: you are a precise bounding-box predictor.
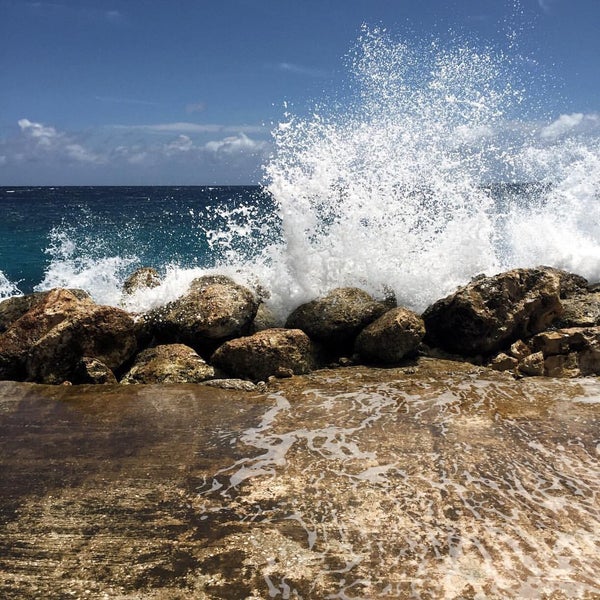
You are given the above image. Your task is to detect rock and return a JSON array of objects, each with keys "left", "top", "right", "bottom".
[
  {"left": 285, "top": 287, "right": 389, "bottom": 350},
  {"left": 422, "top": 268, "right": 562, "bottom": 356},
  {"left": 354, "top": 307, "right": 425, "bottom": 364},
  {"left": 26, "top": 304, "right": 137, "bottom": 384},
  {"left": 250, "top": 302, "right": 279, "bottom": 333},
  {"left": 0, "top": 289, "right": 92, "bottom": 334},
  {"left": 0, "top": 289, "right": 95, "bottom": 381},
  {"left": 543, "top": 353, "right": 580, "bottom": 378},
  {"left": 529, "top": 327, "right": 596, "bottom": 356},
  {"left": 518, "top": 351, "right": 545, "bottom": 376},
  {"left": 490, "top": 353, "right": 518, "bottom": 372},
  {"left": 144, "top": 275, "right": 258, "bottom": 352},
  {"left": 538, "top": 267, "right": 589, "bottom": 298},
  {"left": 211, "top": 328, "right": 319, "bottom": 381},
  {"left": 121, "top": 344, "right": 214, "bottom": 384},
  {"left": 123, "top": 267, "right": 161, "bottom": 295},
  {"left": 554, "top": 292, "right": 600, "bottom": 328},
  {"left": 0, "top": 293, "right": 44, "bottom": 333},
  {"left": 509, "top": 339, "right": 531, "bottom": 361},
  {"left": 528, "top": 326, "right": 600, "bottom": 376},
  {"left": 202, "top": 378, "right": 261, "bottom": 391},
  {"left": 76, "top": 357, "right": 118, "bottom": 384}
]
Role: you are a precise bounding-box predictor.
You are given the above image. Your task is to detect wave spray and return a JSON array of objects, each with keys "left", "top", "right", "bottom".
[{"left": 229, "top": 26, "right": 600, "bottom": 318}]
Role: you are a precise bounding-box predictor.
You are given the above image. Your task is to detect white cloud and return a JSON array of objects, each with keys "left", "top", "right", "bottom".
[
  {"left": 165, "top": 135, "right": 194, "bottom": 154},
  {"left": 1, "top": 118, "right": 272, "bottom": 183},
  {"left": 18, "top": 118, "right": 59, "bottom": 146},
  {"left": 112, "top": 122, "right": 266, "bottom": 135},
  {"left": 15, "top": 118, "right": 104, "bottom": 163},
  {"left": 204, "top": 133, "right": 268, "bottom": 155},
  {"left": 540, "top": 113, "right": 600, "bottom": 139},
  {"left": 65, "top": 143, "right": 103, "bottom": 163}
]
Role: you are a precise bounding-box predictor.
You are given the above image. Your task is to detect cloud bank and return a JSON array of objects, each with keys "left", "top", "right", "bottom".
[{"left": 0, "top": 118, "right": 271, "bottom": 184}]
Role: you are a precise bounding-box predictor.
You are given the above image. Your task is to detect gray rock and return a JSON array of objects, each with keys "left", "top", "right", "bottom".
[
  {"left": 354, "top": 307, "right": 425, "bottom": 364},
  {"left": 211, "top": 328, "right": 319, "bottom": 381},
  {"left": 285, "top": 287, "right": 389, "bottom": 350},
  {"left": 121, "top": 344, "right": 214, "bottom": 384},
  {"left": 422, "top": 268, "right": 562, "bottom": 356}
]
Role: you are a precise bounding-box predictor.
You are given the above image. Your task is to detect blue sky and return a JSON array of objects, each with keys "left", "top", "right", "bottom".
[{"left": 0, "top": 0, "right": 598, "bottom": 185}]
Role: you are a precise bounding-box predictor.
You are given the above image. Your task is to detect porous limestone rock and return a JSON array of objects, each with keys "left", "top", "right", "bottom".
[
  {"left": 554, "top": 292, "right": 600, "bottom": 328},
  {"left": 75, "top": 357, "right": 118, "bottom": 385},
  {"left": 354, "top": 307, "right": 425, "bottom": 364},
  {"left": 0, "top": 289, "right": 92, "bottom": 333},
  {"left": 143, "top": 275, "right": 258, "bottom": 352},
  {"left": 121, "top": 344, "right": 214, "bottom": 384},
  {"left": 490, "top": 352, "right": 519, "bottom": 372},
  {"left": 285, "top": 287, "right": 390, "bottom": 350},
  {"left": 422, "top": 268, "right": 562, "bottom": 356},
  {"left": 123, "top": 267, "right": 161, "bottom": 295},
  {"left": 211, "top": 328, "right": 319, "bottom": 381},
  {"left": 538, "top": 266, "right": 589, "bottom": 298},
  {"left": 0, "top": 288, "right": 95, "bottom": 381},
  {"left": 528, "top": 326, "right": 600, "bottom": 377},
  {"left": 26, "top": 304, "right": 137, "bottom": 384},
  {"left": 518, "top": 351, "right": 545, "bottom": 377}
]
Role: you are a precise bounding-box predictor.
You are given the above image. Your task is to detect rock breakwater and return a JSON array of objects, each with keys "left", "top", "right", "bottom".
[{"left": 1, "top": 267, "right": 600, "bottom": 385}]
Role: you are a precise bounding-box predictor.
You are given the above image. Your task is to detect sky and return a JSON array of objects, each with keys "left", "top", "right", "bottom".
[{"left": 0, "top": 0, "right": 599, "bottom": 185}]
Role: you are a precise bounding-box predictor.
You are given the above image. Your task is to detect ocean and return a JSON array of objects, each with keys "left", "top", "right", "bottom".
[{"left": 2, "top": 27, "right": 600, "bottom": 320}]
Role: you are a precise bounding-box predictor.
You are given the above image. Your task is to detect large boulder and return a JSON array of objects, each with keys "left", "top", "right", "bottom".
[
  {"left": 0, "top": 289, "right": 95, "bottom": 380},
  {"left": 211, "top": 328, "right": 319, "bottom": 381},
  {"left": 0, "top": 289, "right": 92, "bottom": 333},
  {"left": 121, "top": 344, "right": 214, "bottom": 384},
  {"left": 143, "top": 275, "right": 258, "bottom": 353},
  {"left": 422, "top": 268, "right": 563, "bottom": 356},
  {"left": 285, "top": 288, "right": 390, "bottom": 351},
  {"left": 355, "top": 307, "right": 425, "bottom": 364},
  {"left": 0, "top": 293, "right": 44, "bottom": 333},
  {"left": 26, "top": 304, "right": 137, "bottom": 384}
]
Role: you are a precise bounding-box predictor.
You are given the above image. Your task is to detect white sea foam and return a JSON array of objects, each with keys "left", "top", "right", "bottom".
[{"left": 0, "top": 270, "right": 21, "bottom": 299}]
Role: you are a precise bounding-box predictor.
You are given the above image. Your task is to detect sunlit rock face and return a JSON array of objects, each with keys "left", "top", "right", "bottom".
[{"left": 0, "top": 359, "right": 598, "bottom": 598}]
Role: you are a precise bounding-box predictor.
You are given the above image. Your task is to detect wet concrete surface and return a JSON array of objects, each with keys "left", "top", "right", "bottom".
[{"left": 0, "top": 359, "right": 599, "bottom": 598}]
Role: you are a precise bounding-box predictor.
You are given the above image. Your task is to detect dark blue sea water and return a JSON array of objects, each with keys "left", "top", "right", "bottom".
[{"left": 0, "top": 186, "right": 273, "bottom": 297}]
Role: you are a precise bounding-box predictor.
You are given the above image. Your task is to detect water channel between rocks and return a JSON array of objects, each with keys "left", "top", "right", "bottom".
[{"left": 1, "top": 358, "right": 599, "bottom": 599}]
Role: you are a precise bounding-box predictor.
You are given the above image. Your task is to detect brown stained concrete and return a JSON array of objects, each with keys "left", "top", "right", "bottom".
[{"left": 0, "top": 358, "right": 599, "bottom": 599}]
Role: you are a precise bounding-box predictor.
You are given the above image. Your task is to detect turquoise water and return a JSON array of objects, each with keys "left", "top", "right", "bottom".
[{"left": 0, "top": 186, "right": 273, "bottom": 297}]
